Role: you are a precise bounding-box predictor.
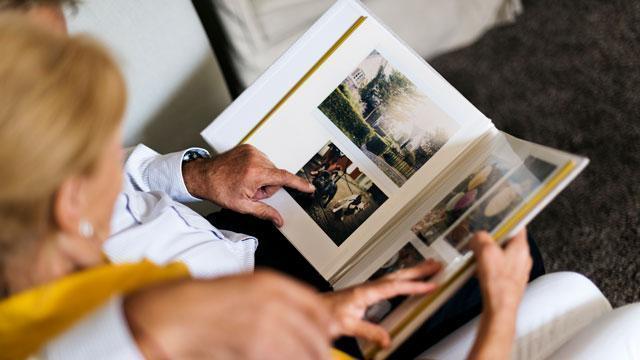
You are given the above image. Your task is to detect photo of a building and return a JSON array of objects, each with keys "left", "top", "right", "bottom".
[{"left": 319, "top": 50, "right": 459, "bottom": 187}]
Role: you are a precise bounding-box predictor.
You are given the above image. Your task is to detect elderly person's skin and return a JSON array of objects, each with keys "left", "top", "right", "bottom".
[
  {"left": 13, "top": 2, "right": 314, "bottom": 229},
  {"left": 3, "top": 122, "right": 441, "bottom": 357},
  {"left": 468, "top": 230, "right": 531, "bottom": 359},
  {"left": 183, "top": 144, "right": 315, "bottom": 227},
  {"left": 6, "top": 2, "right": 533, "bottom": 359},
  {"left": 0, "top": 13, "right": 441, "bottom": 359}
]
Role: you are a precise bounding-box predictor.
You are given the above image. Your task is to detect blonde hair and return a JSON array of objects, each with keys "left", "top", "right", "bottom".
[{"left": 0, "top": 16, "right": 126, "bottom": 281}]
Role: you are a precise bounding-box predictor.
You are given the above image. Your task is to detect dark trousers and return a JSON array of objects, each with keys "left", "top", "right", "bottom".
[{"left": 207, "top": 209, "right": 545, "bottom": 359}]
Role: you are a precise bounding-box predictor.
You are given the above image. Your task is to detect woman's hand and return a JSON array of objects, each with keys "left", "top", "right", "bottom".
[
  {"left": 124, "top": 270, "right": 333, "bottom": 360},
  {"left": 468, "top": 229, "right": 532, "bottom": 360},
  {"left": 472, "top": 229, "right": 532, "bottom": 315},
  {"left": 323, "top": 260, "right": 441, "bottom": 348}
]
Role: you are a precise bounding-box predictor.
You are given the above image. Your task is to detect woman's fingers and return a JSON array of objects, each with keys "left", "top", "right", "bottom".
[
  {"left": 504, "top": 229, "right": 532, "bottom": 279},
  {"left": 351, "top": 259, "right": 443, "bottom": 305},
  {"left": 383, "top": 259, "right": 442, "bottom": 281},
  {"left": 469, "top": 231, "right": 494, "bottom": 254},
  {"left": 349, "top": 320, "right": 391, "bottom": 348},
  {"left": 504, "top": 229, "right": 529, "bottom": 258},
  {"left": 359, "top": 279, "right": 438, "bottom": 305}
]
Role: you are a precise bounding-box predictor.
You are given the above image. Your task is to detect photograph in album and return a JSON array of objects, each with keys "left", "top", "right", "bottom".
[
  {"left": 411, "top": 157, "right": 512, "bottom": 246},
  {"left": 318, "top": 50, "right": 459, "bottom": 187},
  {"left": 285, "top": 142, "right": 388, "bottom": 246},
  {"left": 444, "top": 156, "right": 558, "bottom": 253},
  {"left": 198, "top": 2, "right": 590, "bottom": 354},
  {"left": 364, "top": 242, "right": 427, "bottom": 324}
]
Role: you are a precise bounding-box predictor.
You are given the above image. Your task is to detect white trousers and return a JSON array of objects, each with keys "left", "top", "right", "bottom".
[{"left": 418, "top": 272, "right": 640, "bottom": 360}]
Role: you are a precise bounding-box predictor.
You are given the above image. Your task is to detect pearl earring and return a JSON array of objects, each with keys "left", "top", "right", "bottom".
[{"left": 79, "top": 220, "right": 94, "bottom": 238}]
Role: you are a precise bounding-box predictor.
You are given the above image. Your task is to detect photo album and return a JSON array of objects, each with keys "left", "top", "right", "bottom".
[{"left": 201, "top": 0, "right": 588, "bottom": 358}]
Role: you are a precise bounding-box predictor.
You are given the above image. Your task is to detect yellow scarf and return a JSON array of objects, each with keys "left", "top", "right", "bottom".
[
  {"left": 0, "top": 260, "right": 189, "bottom": 360},
  {"left": 0, "top": 260, "right": 354, "bottom": 360}
]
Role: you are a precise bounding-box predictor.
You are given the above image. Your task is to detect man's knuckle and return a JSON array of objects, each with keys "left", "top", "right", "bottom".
[
  {"left": 257, "top": 206, "right": 273, "bottom": 218},
  {"left": 245, "top": 166, "right": 261, "bottom": 179},
  {"left": 280, "top": 169, "right": 295, "bottom": 181}
]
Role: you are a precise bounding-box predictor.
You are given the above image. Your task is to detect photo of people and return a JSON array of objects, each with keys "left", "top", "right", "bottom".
[
  {"left": 411, "top": 157, "right": 511, "bottom": 246},
  {"left": 286, "top": 142, "right": 388, "bottom": 246},
  {"left": 444, "top": 156, "right": 558, "bottom": 252},
  {"left": 364, "top": 242, "right": 426, "bottom": 324},
  {"left": 318, "top": 50, "right": 459, "bottom": 187}
]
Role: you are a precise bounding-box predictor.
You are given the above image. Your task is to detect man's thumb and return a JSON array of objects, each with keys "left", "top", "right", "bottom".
[{"left": 245, "top": 201, "right": 284, "bottom": 227}]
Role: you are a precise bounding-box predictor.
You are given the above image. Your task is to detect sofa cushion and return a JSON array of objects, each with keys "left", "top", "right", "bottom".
[{"left": 214, "top": 0, "right": 523, "bottom": 86}]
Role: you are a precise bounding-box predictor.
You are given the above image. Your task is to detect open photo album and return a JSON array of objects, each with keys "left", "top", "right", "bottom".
[{"left": 201, "top": 1, "right": 588, "bottom": 358}]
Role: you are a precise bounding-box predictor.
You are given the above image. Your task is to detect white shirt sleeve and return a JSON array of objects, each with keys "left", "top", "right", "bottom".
[
  {"left": 124, "top": 144, "right": 209, "bottom": 203},
  {"left": 41, "top": 297, "right": 144, "bottom": 360}
]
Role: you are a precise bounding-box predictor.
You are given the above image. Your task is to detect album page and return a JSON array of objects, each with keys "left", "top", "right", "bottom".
[
  {"left": 343, "top": 132, "right": 588, "bottom": 358},
  {"left": 203, "top": 0, "right": 493, "bottom": 279}
]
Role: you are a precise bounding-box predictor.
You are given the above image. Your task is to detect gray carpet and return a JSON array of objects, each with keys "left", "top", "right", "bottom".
[{"left": 430, "top": 0, "right": 640, "bottom": 306}]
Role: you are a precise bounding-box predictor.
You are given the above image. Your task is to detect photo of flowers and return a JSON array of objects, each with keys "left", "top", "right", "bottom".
[
  {"left": 285, "top": 142, "right": 388, "bottom": 246},
  {"left": 318, "top": 50, "right": 458, "bottom": 187}
]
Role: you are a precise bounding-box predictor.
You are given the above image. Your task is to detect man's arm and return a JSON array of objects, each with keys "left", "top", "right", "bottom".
[
  {"left": 125, "top": 143, "right": 314, "bottom": 226},
  {"left": 124, "top": 144, "right": 205, "bottom": 202},
  {"left": 182, "top": 144, "right": 314, "bottom": 227}
]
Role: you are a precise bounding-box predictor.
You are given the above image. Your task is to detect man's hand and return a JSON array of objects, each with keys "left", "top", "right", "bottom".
[
  {"left": 183, "top": 144, "right": 314, "bottom": 227},
  {"left": 322, "top": 260, "right": 441, "bottom": 348},
  {"left": 124, "top": 270, "right": 334, "bottom": 360}
]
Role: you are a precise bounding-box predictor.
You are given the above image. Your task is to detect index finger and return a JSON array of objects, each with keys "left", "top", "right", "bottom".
[
  {"left": 360, "top": 280, "right": 438, "bottom": 305},
  {"left": 383, "top": 260, "right": 442, "bottom": 281},
  {"left": 262, "top": 168, "right": 315, "bottom": 193},
  {"left": 469, "top": 231, "right": 496, "bottom": 255}
]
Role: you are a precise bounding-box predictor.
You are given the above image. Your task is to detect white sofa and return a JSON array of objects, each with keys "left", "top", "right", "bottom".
[
  {"left": 67, "top": 0, "right": 522, "bottom": 150},
  {"left": 66, "top": 0, "right": 232, "bottom": 151},
  {"left": 214, "top": 0, "right": 523, "bottom": 87}
]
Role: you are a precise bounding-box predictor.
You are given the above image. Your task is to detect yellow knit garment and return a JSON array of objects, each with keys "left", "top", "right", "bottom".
[
  {"left": 0, "top": 260, "right": 190, "bottom": 360},
  {"left": 0, "top": 260, "right": 355, "bottom": 360}
]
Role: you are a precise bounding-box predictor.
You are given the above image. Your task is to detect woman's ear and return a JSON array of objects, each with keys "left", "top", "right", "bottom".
[
  {"left": 53, "top": 175, "right": 85, "bottom": 237},
  {"left": 52, "top": 175, "right": 104, "bottom": 268}
]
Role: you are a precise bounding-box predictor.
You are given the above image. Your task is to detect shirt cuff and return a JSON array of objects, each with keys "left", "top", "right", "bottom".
[
  {"left": 42, "top": 297, "right": 144, "bottom": 360},
  {"left": 125, "top": 144, "right": 208, "bottom": 203}
]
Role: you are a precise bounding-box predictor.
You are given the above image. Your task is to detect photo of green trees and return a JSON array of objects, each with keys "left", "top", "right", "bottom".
[{"left": 319, "top": 50, "right": 457, "bottom": 186}]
